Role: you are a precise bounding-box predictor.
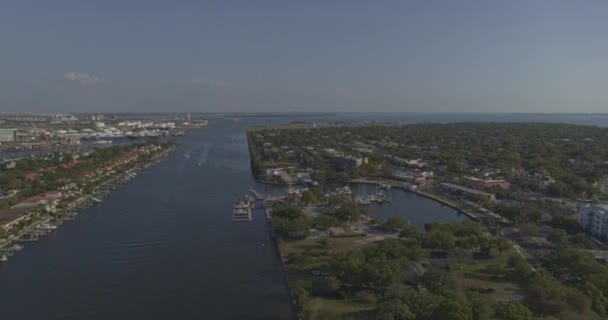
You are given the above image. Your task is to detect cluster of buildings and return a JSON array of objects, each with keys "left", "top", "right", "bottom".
[
  {"left": 0, "top": 144, "right": 164, "bottom": 230},
  {"left": 0, "top": 114, "right": 206, "bottom": 150},
  {"left": 394, "top": 169, "right": 434, "bottom": 185},
  {"left": 0, "top": 189, "right": 76, "bottom": 230},
  {"left": 1, "top": 113, "right": 79, "bottom": 123},
  {"left": 265, "top": 168, "right": 316, "bottom": 186},
  {"left": 79, "top": 144, "right": 162, "bottom": 183},
  {"left": 510, "top": 170, "right": 556, "bottom": 191},
  {"left": 323, "top": 148, "right": 367, "bottom": 172}
]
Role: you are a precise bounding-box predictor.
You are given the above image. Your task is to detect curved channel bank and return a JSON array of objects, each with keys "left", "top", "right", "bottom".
[{"left": 349, "top": 179, "right": 479, "bottom": 221}]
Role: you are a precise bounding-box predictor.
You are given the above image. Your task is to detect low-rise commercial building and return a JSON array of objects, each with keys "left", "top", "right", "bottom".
[
  {"left": 579, "top": 204, "right": 608, "bottom": 239},
  {"left": 461, "top": 176, "right": 510, "bottom": 191}
]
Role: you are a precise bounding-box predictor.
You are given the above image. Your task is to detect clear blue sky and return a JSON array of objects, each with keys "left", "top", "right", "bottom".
[{"left": 1, "top": 0, "right": 607, "bottom": 113}]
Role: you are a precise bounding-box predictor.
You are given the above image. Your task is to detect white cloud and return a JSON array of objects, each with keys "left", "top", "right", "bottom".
[{"left": 62, "top": 72, "right": 102, "bottom": 84}]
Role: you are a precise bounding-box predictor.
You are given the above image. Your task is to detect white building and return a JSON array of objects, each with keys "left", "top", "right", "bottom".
[
  {"left": 579, "top": 204, "right": 608, "bottom": 239},
  {"left": 0, "top": 128, "right": 17, "bottom": 142}
]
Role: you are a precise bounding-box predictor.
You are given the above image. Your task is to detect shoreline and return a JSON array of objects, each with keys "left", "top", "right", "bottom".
[
  {"left": 349, "top": 178, "right": 479, "bottom": 221},
  {"left": 253, "top": 176, "right": 479, "bottom": 222},
  {"left": 264, "top": 204, "right": 303, "bottom": 320},
  {"left": 0, "top": 145, "right": 176, "bottom": 258}
]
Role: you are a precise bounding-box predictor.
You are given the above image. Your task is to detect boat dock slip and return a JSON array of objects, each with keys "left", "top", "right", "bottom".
[{"left": 232, "top": 196, "right": 253, "bottom": 222}]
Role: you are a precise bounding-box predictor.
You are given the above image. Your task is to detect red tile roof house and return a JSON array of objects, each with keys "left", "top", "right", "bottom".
[
  {"left": 0, "top": 207, "right": 32, "bottom": 230},
  {"left": 24, "top": 172, "right": 42, "bottom": 181},
  {"left": 12, "top": 194, "right": 63, "bottom": 213}
]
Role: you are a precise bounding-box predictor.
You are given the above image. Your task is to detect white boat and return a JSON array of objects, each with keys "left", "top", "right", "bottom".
[
  {"left": 92, "top": 198, "right": 102, "bottom": 203},
  {"left": 0, "top": 255, "right": 7, "bottom": 262},
  {"left": 37, "top": 223, "right": 57, "bottom": 231},
  {"left": 10, "top": 244, "right": 23, "bottom": 251},
  {"left": 355, "top": 196, "right": 371, "bottom": 205},
  {"left": 334, "top": 185, "right": 352, "bottom": 195}
]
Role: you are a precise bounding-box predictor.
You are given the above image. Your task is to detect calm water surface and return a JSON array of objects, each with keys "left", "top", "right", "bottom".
[{"left": 2, "top": 113, "right": 587, "bottom": 319}]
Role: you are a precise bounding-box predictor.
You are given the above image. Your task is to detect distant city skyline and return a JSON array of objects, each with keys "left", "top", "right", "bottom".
[{"left": 1, "top": 1, "right": 608, "bottom": 113}]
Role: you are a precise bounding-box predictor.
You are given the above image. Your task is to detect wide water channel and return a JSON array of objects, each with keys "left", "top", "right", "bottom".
[{"left": 0, "top": 116, "right": 463, "bottom": 319}]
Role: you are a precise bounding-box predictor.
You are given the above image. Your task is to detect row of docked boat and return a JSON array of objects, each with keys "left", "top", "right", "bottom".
[
  {"left": 232, "top": 196, "right": 253, "bottom": 222},
  {"left": 354, "top": 191, "right": 390, "bottom": 205},
  {"left": 231, "top": 188, "right": 267, "bottom": 222}
]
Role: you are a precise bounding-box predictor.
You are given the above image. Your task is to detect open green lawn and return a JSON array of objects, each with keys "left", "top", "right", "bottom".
[
  {"left": 449, "top": 256, "right": 524, "bottom": 301},
  {"left": 307, "top": 297, "right": 376, "bottom": 319},
  {"left": 280, "top": 236, "right": 378, "bottom": 257},
  {"left": 281, "top": 237, "right": 380, "bottom": 319}
]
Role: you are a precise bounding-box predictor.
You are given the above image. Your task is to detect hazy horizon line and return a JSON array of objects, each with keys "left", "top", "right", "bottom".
[{"left": 1, "top": 111, "right": 608, "bottom": 115}]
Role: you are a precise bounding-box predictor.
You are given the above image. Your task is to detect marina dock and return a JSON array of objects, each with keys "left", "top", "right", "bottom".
[{"left": 232, "top": 195, "right": 255, "bottom": 222}]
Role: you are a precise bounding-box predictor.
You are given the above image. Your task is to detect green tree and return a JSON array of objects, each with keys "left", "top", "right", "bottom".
[
  {"left": 547, "top": 228, "right": 569, "bottom": 247},
  {"left": 432, "top": 298, "right": 473, "bottom": 320},
  {"left": 400, "top": 291, "right": 443, "bottom": 318},
  {"left": 469, "top": 294, "right": 495, "bottom": 320},
  {"left": 381, "top": 217, "right": 409, "bottom": 232},
  {"left": 293, "top": 282, "right": 311, "bottom": 311},
  {"left": 426, "top": 230, "right": 456, "bottom": 252},
  {"left": 493, "top": 238, "right": 512, "bottom": 256},
  {"left": 493, "top": 301, "right": 532, "bottom": 320},
  {"left": 375, "top": 239, "right": 407, "bottom": 259},
  {"left": 580, "top": 283, "right": 607, "bottom": 316},
  {"left": 302, "top": 190, "right": 318, "bottom": 204},
  {"left": 313, "top": 214, "right": 340, "bottom": 229},
  {"left": 507, "top": 254, "right": 532, "bottom": 280},
  {"left": 272, "top": 206, "right": 305, "bottom": 220},
  {"left": 421, "top": 268, "right": 455, "bottom": 294},
  {"left": 547, "top": 181, "right": 573, "bottom": 197},
  {"left": 570, "top": 233, "right": 593, "bottom": 248},
  {"left": 398, "top": 225, "right": 422, "bottom": 242},
  {"left": 376, "top": 298, "right": 415, "bottom": 320},
  {"left": 318, "top": 275, "right": 341, "bottom": 296}
]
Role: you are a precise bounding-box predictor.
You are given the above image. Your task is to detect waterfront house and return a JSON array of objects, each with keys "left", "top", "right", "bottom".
[
  {"left": 280, "top": 192, "right": 303, "bottom": 207},
  {"left": 13, "top": 194, "right": 63, "bottom": 213},
  {"left": 0, "top": 207, "right": 31, "bottom": 229},
  {"left": 24, "top": 172, "right": 42, "bottom": 181}
]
